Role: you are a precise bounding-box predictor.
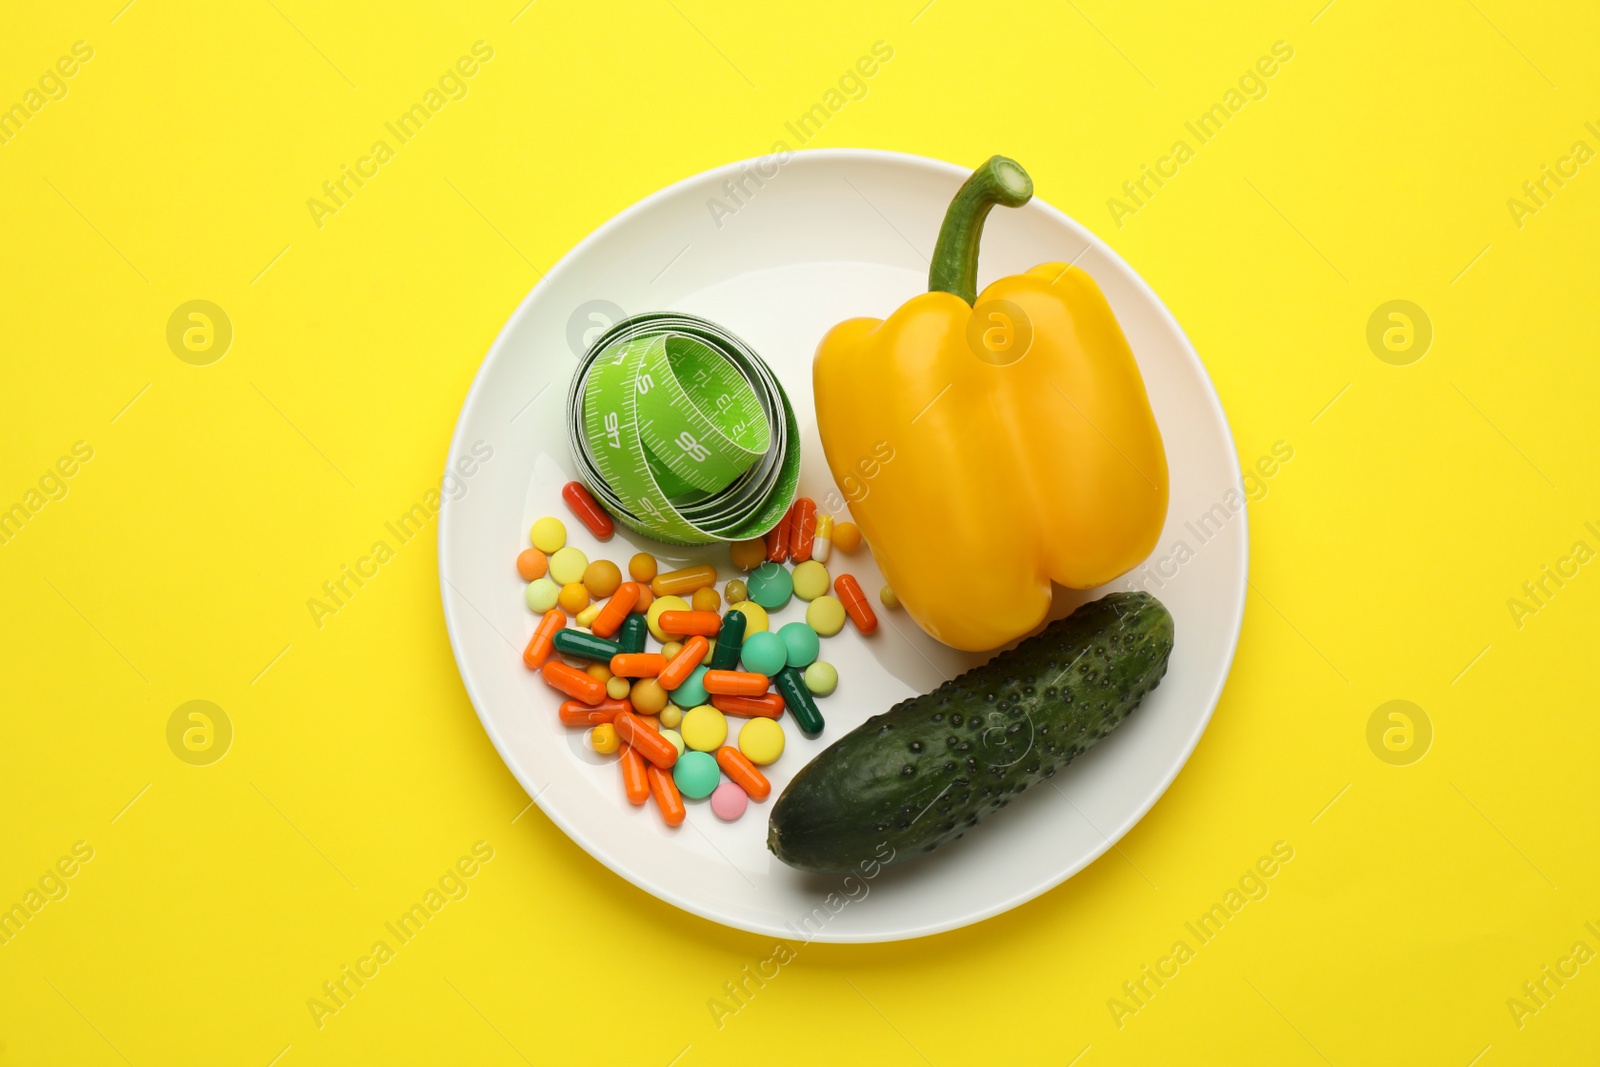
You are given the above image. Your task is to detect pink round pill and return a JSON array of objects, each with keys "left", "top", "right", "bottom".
[{"left": 710, "top": 780, "right": 747, "bottom": 821}]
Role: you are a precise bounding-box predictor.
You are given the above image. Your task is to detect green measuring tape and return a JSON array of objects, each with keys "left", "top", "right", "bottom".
[{"left": 566, "top": 313, "right": 800, "bottom": 546}]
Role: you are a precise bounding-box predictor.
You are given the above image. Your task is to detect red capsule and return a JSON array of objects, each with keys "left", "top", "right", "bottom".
[
  {"left": 834, "top": 574, "right": 878, "bottom": 634},
  {"left": 765, "top": 504, "right": 793, "bottom": 563},
  {"left": 711, "top": 693, "right": 785, "bottom": 719},
  {"left": 562, "top": 481, "right": 614, "bottom": 540},
  {"left": 789, "top": 498, "right": 816, "bottom": 562}
]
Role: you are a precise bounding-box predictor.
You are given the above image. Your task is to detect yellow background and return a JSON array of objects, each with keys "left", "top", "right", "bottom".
[{"left": 3, "top": 0, "right": 1596, "bottom": 1063}]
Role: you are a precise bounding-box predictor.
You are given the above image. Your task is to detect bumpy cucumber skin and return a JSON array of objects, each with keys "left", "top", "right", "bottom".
[{"left": 767, "top": 592, "right": 1174, "bottom": 874}]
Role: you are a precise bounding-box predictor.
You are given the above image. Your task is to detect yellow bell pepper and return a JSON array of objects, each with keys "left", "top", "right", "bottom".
[{"left": 812, "top": 156, "right": 1168, "bottom": 651}]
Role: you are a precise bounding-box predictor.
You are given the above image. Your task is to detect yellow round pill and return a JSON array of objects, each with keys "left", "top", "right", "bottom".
[
  {"left": 589, "top": 723, "right": 619, "bottom": 755},
  {"left": 606, "top": 676, "right": 631, "bottom": 700},
  {"left": 647, "top": 595, "right": 690, "bottom": 643},
  {"left": 659, "top": 704, "right": 683, "bottom": 729},
  {"left": 584, "top": 663, "right": 611, "bottom": 684},
  {"left": 660, "top": 728, "right": 687, "bottom": 759},
  {"left": 880, "top": 586, "right": 899, "bottom": 609},
  {"left": 530, "top": 516, "right": 566, "bottom": 553},
  {"left": 791, "top": 560, "right": 830, "bottom": 601},
  {"left": 549, "top": 546, "right": 589, "bottom": 585},
  {"left": 732, "top": 600, "right": 769, "bottom": 634},
  {"left": 681, "top": 705, "right": 728, "bottom": 752},
  {"left": 806, "top": 595, "right": 847, "bottom": 637},
  {"left": 739, "top": 718, "right": 785, "bottom": 765},
  {"left": 660, "top": 641, "right": 684, "bottom": 661}
]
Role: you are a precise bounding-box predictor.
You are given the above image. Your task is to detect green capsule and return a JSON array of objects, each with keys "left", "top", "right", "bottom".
[
  {"left": 707, "top": 610, "right": 747, "bottom": 671},
  {"left": 774, "top": 666, "right": 824, "bottom": 737},
  {"left": 551, "top": 629, "right": 622, "bottom": 663},
  {"left": 617, "top": 614, "right": 648, "bottom": 655}
]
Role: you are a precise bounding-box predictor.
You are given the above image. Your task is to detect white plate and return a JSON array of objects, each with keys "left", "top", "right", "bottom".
[{"left": 439, "top": 149, "right": 1247, "bottom": 943}]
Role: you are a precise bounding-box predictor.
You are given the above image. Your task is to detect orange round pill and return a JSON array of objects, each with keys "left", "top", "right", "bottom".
[
  {"left": 832, "top": 522, "right": 862, "bottom": 553},
  {"left": 516, "top": 548, "right": 547, "bottom": 581},
  {"left": 730, "top": 538, "right": 767, "bottom": 570},
  {"left": 691, "top": 586, "right": 721, "bottom": 613},
  {"left": 558, "top": 582, "right": 590, "bottom": 613},
  {"left": 629, "top": 553, "right": 658, "bottom": 583},
  {"left": 583, "top": 559, "right": 622, "bottom": 599}
]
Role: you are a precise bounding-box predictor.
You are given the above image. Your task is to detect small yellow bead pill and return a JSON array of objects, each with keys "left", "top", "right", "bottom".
[
  {"left": 724, "top": 579, "right": 749, "bottom": 605},
  {"left": 659, "top": 704, "right": 683, "bottom": 729},
  {"left": 732, "top": 600, "right": 769, "bottom": 634},
  {"left": 606, "top": 676, "right": 631, "bottom": 700},
  {"left": 660, "top": 641, "right": 684, "bottom": 661},
  {"left": 585, "top": 663, "right": 611, "bottom": 684},
  {"left": 880, "top": 586, "right": 899, "bottom": 609},
  {"left": 660, "top": 728, "right": 687, "bottom": 759},
  {"left": 791, "top": 560, "right": 830, "bottom": 601},
  {"left": 631, "top": 678, "right": 668, "bottom": 715},
  {"left": 739, "top": 717, "right": 785, "bottom": 765},
  {"left": 681, "top": 705, "right": 728, "bottom": 752},
  {"left": 589, "top": 723, "right": 620, "bottom": 754},
  {"left": 530, "top": 516, "right": 566, "bottom": 553},
  {"left": 806, "top": 595, "right": 847, "bottom": 637},
  {"left": 549, "top": 546, "right": 588, "bottom": 585},
  {"left": 691, "top": 586, "right": 721, "bottom": 613}
]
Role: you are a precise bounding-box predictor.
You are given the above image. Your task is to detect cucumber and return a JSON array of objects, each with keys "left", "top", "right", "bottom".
[{"left": 767, "top": 592, "right": 1173, "bottom": 873}]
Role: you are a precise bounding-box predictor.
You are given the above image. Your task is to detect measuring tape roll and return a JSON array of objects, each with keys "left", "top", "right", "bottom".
[{"left": 566, "top": 313, "right": 800, "bottom": 546}]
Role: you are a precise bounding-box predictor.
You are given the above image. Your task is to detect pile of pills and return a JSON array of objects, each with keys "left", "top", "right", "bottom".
[{"left": 518, "top": 486, "right": 881, "bottom": 828}]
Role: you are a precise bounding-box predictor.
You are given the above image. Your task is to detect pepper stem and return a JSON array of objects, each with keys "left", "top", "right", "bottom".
[{"left": 928, "top": 156, "right": 1034, "bottom": 305}]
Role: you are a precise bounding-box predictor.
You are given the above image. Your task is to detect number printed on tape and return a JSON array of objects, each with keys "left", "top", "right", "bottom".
[
  {"left": 605, "top": 412, "right": 622, "bottom": 448},
  {"left": 677, "top": 431, "right": 710, "bottom": 462},
  {"left": 637, "top": 372, "right": 655, "bottom": 394}
]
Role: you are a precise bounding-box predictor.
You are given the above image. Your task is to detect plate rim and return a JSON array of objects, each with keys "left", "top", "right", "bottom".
[{"left": 438, "top": 146, "right": 1249, "bottom": 943}]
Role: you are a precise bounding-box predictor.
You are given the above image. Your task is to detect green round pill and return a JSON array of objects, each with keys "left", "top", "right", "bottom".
[
  {"left": 673, "top": 750, "right": 720, "bottom": 799},
  {"left": 739, "top": 631, "right": 787, "bottom": 675},
  {"left": 803, "top": 661, "right": 838, "bottom": 696},
  {"left": 778, "top": 622, "right": 820, "bottom": 668},
  {"left": 669, "top": 664, "right": 709, "bottom": 708},
  {"left": 747, "top": 561, "right": 793, "bottom": 610},
  {"left": 791, "top": 560, "right": 830, "bottom": 601}
]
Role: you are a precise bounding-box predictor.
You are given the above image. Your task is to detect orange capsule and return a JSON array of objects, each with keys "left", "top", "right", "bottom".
[
  {"left": 614, "top": 710, "right": 678, "bottom": 768},
  {"left": 620, "top": 744, "right": 649, "bottom": 805},
  {"left": 711, "top": 693, "right": 785, "bottom": 719},
  {"left": 703, "top": 670, "right": 769, "bottom": 697},
  {"left": 658, "top": 636, "right": 710, "bottom": 690},
  {"left": 715, "top": 746, "right": 771, "bottom": 801},
  {"left": 521, "top": 609, "right": 566, "bottom": 670},
  {"left": 658, "top": 610, "right": 722, "bottom": 637},
  {"left": 651, "top": 565, "right": 717, "bottom": 597},
  {"left": 834, "top": 574, "right": 878, "bottom": 634},
  {"left": 558, "top": 698, "right": 630, "bottom": 727},
  {"left": 766, "top": 505, "right": 793, "bottom": 563},
  {"left": 541, "top": 661, "right": 606, "bottom": 704},
  {"left": 646, "top": 764, "right": 685, "bottom": 826},
  {"left": 591, "top": 582, "right": 640, "bottom": 638},
  {"left": 789, "top": 498, "right": 816, "bottom": 562},
  {"left": 610, "top": 653, "right": 665, "bottom": 677}
]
